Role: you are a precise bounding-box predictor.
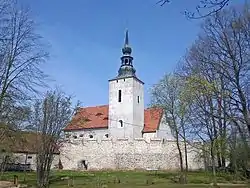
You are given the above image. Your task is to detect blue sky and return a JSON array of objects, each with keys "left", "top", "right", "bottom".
[{"left": 22, "top": 0, "right": 243, "bottom": 107}]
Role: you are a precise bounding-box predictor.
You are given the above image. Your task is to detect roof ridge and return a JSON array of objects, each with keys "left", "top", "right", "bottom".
[
  {"left": 79, "top": 105, "right": 163, "bottom": 110},
  {"left": 145, "top": 106, "right": 164, "bottom": 110},
  {"left": 79, "top": 104, "right": 108, "bottom": 109}
]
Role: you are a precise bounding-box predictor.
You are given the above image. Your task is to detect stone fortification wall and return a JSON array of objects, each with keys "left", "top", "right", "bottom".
[{"left": 60, "top": 138, "right": 204, "bottom": 171}]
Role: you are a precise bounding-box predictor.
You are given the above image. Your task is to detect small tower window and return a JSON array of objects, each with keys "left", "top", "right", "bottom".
[
  {"left": 125, "top": 59, "right": 129, "bottom": 65},
  {"left": 137, "top": 96, "right": 140, "bottom": 103},
  {"left": 119, "top": 120, "right": 123, "bottom": 128},
  {"left": 118, "top": 90, "right": 121, "bottom": 102},
  {"left": 129, "top": 59, "right": 132, "bottom": 65}
]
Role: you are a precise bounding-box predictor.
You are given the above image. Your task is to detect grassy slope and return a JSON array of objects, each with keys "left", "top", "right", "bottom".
[{"left": 0, "top": 171, "right": 249, "bottom": 188}]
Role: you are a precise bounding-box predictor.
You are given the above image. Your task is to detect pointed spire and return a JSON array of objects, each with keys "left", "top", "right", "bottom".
[
  {"left": 117, "top": 29, "right": 136, "bottom": 78},
  {"left": 124, "top": 29, "right": 129, "bottom": 47},
  {"left": 122, "top": 29, "right": 132, "bottom": 55}
]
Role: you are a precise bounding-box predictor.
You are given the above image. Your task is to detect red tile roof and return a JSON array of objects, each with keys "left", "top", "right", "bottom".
[{"left": 64, "top": 105, "right": 163, "bottom": 133}]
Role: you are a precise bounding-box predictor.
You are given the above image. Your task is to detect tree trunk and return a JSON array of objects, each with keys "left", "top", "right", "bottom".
[
  {"left": 209, "top": 96, "right": 221, "bottom": 169},
  {"left": 37, "top": 155, "right": 50, "bottom": 188},
  {"left": 211, "top": 141, "right": 218, "bottom": 187},
  {"left": 220, "top": 75, "right": 227, "bottom": 168},
  {"left": 181, "top": 117, "right": 189, "bottom": 174},
  {"left": 175, "top": 129, "right": 187, "bottom": 184},
  {"left": 184, "top": 139, "right": 188, "bottom": 172},
  {"left": 0, "top": 155, "right": 8, "bottom": 179},
  {"left": 231, "top": 133, "right": 238, "bottom": 178},
  {"left": 221, "top": 109, "right": 227, "bottom": 168},
  {"left": 37, "top": 166, "right": 49, "bottom": 188},
  {"left": 23, "top": 153, "right": 28, "bottom": 182}
]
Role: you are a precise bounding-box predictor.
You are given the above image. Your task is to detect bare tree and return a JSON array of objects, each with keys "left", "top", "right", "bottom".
[
  {"left": 0, "top": 0, "right": 48, "bottom": 117},
  {"left": 191, "top": 4, "right": 250, "bottom": 137},
  {"left": 157, "top": 0, "right": 231, "bottom": 19},
  {"left": 29, "top": 89, "right": 77, "bottom": 188},
  {"left": 181, "top": 72, "right": 221, "bottom": 186},
  {"left": 151, "top": 73, "right": 189, "bottom": 184},
  {"left": 176, "top": 3, "right": 250, "bottom": 180},
  {"left": 0, "top": 99, "right": 31, "bottom": 128}
]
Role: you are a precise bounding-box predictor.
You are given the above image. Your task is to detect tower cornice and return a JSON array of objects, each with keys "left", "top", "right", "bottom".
[{"left": 108, "top": 76, "right": 144, "bottom": 85}]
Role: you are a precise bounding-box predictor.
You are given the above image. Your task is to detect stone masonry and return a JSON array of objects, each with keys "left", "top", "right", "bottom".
[{"left": 60, "top": 137, "right": 204, "bottom": 171}]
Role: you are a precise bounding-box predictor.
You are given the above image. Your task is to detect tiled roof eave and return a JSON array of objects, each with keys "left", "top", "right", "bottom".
[
  {"left": 64, "top": 105, "right": 163, "bottom": 132},
  {"left": 64, "top": 126, "right": 108, "bottom": 131},
  {"left": 142, "top": 130, "right": 157, "bottom": 133}
]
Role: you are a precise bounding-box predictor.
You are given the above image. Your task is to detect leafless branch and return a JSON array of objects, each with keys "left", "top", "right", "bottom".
[
  {"left": 156, "top": 0, "right": 231, "bottom": 19},
  {"left": 29, "top": 89, "right": 77, "bottom": 188},
  {"left": 0, "top": 0, "right": 49, "bottom": 131},
  {"left": 0, "top": 0, "right": 49, "bottom": 119}
]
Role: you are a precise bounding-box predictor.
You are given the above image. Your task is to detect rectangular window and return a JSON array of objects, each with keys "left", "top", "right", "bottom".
[
  {"left": 137, "top": 96, "right": 140, "bottom": 103},
  {"left": 118, "top": 90, "right": 121, "bottom": 102}
]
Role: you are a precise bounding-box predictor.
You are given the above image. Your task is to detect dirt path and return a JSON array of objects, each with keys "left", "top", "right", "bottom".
[{"left": 0, "top": 181, "right": 14, "bottom": 188}]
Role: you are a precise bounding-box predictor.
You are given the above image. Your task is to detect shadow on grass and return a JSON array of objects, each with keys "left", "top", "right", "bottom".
[
  {"left": 49, "top": 174, "right": 95, "bottom": 184},
  {"left": 146, "top": 172, "right": 177, "bottom": 179}
]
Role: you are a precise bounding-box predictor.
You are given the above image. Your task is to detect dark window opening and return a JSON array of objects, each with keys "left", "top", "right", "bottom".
[
  {"left": 118, "top": 90, "right": 121, "bottom": 102},
  {"left": 137, "top": 96, "right": 140, "bottom": 103},
  {"left": 79, "top": 134, "right": 83, "bottom": 137},
  {"left": 95, "top": 112, "right": 103, "bottom": 116},
  {"left": 27, "top": 156, "right": 32, "bottom": 159},
  {"left": 129, "top": 59, "right": 132, "bottom": 65},
  {"left": 81, "top": 160, "right": 88, "bottom": 170},
  {"left": 116, "top": 80, "right": 118, "bottom": 83},
  {"left": 73, "top": 135, "right": 77, "bottom": 139},
  {"left": 83, "top": 117, "right": 91, "bottom": 122},
  {"left": 65, "top": 134, "right": 70, "bottom": 138},
  {"left": 105, "top": 134, "right": 109, "bottom": 138},
  {"left": 124, "top": 79, "right": 125, "bottom": 81},
  {"left": 119, "top": 120, "right": 123, "bottom": 128},
  {"left": 125, "top": 59, "right": 128, "bottom": 64},
  {"left": 89, "top": 135, "right": 93, "bottom": 138}
]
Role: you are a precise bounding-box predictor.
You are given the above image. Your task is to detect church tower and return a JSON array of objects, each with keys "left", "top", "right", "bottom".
[{"left": 108, "top": 30, "right": 144, "bottom": 139}]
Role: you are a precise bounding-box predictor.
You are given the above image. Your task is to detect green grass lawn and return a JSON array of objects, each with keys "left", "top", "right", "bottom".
[{"left": 0, "top": 170, "right": 249, "bottom": 188}]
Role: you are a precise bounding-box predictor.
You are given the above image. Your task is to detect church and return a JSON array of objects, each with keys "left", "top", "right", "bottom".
[
  {"left": 60, "top": 31, "right": 203, "bottom": 171},
  {"left": 63, "top": 30, "right": 174, "bottom": 141}
]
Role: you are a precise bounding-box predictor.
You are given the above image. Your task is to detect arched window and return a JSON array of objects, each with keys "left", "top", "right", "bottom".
[
  {"left": 125, "top": 59, "right": 129, "bottom": 65},
  {"left": 119, "top": 120, "right": 123, "bottom": 128},
  {"left": 105, "top": 134, "right": 109, "bottom": 138},
  {"left": 89, "top": 135, "right": 93, "bottom": 138}
]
